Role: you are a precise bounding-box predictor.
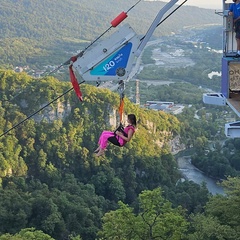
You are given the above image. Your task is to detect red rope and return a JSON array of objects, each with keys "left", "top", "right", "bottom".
[{"left": 69, "top": 65, "right": 83, "bottom": 101}]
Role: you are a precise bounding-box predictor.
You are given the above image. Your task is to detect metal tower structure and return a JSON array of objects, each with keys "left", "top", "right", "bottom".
[{"left": 136, "top": 79, "right": 140, "bottom": 105}]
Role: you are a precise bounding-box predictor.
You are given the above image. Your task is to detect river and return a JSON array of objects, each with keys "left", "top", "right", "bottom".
[{"left": 177, "top": 156, "right": 225, "bottom": 195}]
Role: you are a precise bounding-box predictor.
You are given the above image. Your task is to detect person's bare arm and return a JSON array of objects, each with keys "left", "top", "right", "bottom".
[{"left": 116, "top": 129, "right": 134, "bottom": 142}]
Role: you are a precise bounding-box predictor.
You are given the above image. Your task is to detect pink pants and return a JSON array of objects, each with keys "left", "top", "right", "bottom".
[{"left": 98, "top": 131, "right": 124, "bottom": 149}]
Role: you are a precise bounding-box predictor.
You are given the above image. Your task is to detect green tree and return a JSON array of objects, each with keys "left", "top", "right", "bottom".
[
  {"left": 0, "top": 189, "right": 31, "bottom": 234},
  {"left": 0, "top": 228, "right": 54, "bottom": 240},
  {"left": 188, "top": 214, "right": 236, "bottom": 240},
  {"left": 188, "top": 177, "right": 240, "bottom": 240},
  {"left": 98, "top": 188, "right": 188, "bottom": 240}
]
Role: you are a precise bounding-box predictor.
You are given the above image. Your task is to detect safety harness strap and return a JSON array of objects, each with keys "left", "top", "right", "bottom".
[
  {"left": 118, "top": 98, "right": 124, "bottom": 123},
  {"left": 117, "top": 80, "right": 125, "bottom": 123}
]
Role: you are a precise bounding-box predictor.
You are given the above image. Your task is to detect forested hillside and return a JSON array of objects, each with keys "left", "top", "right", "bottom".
[
  {"left": 0, "top": 69, "right": 184, "bottom": 239},
  {"left": 1, "top": 71, "right": 240, "bottom": 239},
  {"left": 0, "top": 0, "right": 220, "bottom": 68},
  {"left": 3, "top": 1, "right": 240, "bottom": 239}
]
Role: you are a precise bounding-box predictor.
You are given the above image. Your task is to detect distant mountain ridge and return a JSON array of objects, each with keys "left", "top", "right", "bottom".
[
  {"left": 0, "top": 0, "right": 221, "bottom": 67},
  {"left": 1, "top": 0, "right": 221, "bottom": 40}
]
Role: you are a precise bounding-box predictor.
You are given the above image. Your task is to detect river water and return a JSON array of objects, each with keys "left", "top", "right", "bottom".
[{"left": 177, "top": 156, "right": 225, "bottom": 195}]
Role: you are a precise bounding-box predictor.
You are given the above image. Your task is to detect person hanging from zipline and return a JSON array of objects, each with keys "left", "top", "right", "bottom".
[{"left": 94, "top": 114, "right": 137, "bottom": 157}]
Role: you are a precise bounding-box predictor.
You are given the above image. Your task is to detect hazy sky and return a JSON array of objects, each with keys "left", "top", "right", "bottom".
[
  {"left": 161, "top": 0, "right": 222, "bottom": 9},
  {"left": 186, "top": 0, "right": 221, "bottom": 9}
]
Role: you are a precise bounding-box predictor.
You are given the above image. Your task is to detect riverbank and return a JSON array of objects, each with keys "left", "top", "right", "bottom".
[{"left": 177, "top": 156, "right": 224, "bottom": 195}]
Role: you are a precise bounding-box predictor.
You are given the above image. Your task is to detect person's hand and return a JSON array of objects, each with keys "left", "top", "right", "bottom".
[
  {"left": 116, "top": 131, "right": 122, "bottom": 136},
  {"left": 229, "top": 11, "right": 233, "bottom": 16}
]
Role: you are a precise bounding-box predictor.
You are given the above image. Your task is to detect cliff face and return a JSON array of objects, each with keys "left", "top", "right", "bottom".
[
  {"left": 33, "top": 101, "right": 72, "bottom": 123},
  {"left": 169, "top": 135, "right": 185, "bottom": 154},
  {"left": 18, "top": 93, "right": 123, "bottom": 130},
  {"left": 108, "top": 107, "right": 118, "bottom": 128},
  {"left": 20, "top": 99, "right": 72, "bottom": 123},
  {"left": 1, "top": 69, "right": 180, "bottom": 151}
]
